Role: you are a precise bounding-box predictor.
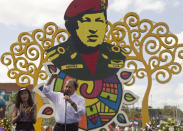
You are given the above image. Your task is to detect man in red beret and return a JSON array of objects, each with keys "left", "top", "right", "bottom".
[{"left": 46, "top": 0, "right": 126, "bottom": 80}]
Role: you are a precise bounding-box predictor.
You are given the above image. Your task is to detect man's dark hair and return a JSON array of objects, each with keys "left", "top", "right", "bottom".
[{"left": 67, "top": 79, "right": 78, "bottom": 90}]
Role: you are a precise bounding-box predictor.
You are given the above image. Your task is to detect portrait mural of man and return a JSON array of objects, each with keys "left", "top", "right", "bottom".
[
  {"left": 42, "top": 0, "right": 138, "bottom": 130},
  {"left": 46, "top": 0, "right": 126, "bottom": 80}
]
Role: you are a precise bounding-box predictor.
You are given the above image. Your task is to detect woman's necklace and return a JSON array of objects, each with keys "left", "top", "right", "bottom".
[{"left": 23, "top": 103, "right": 29, "bottom": 109}]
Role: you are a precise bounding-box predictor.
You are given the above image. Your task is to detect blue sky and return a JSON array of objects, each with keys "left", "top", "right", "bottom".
[{"left": 0, "top": 0, "right": 183, "bottom": 110}]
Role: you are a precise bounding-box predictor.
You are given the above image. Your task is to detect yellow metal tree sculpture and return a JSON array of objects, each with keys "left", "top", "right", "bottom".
[
  {"left": 1, "top": 12, "right": 183, "bottom": 130},
  {"left": 1, "top": 22, "right": 70, "bottom": 130},
  {"left": 105, "top": 12, "right": 183, "bottom": 127}
]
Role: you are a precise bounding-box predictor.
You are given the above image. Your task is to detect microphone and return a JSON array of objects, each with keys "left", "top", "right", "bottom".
[
  {"left": 64, "top": 94, "right": 67, "bottom": 131},
  {"left": 64, "top": 91, "right": 69, "bottom": 96}
]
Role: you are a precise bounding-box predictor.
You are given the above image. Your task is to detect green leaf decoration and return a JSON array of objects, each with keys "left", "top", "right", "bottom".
[
  {"left": 117, "top": 113, "right": 127, "bottom": 124},
  {"left": 124, "top": 93, "right": 135, "bottom": 102}
]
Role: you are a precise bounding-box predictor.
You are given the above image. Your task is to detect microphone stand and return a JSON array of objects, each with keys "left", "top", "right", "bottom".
[{"left": 65, "top": 100, "right": 67, "bottom": 131}]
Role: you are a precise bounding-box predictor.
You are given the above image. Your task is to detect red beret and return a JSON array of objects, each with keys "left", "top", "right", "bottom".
[{"left": 65, "top": 0, "right": 108, "bottom": 19}]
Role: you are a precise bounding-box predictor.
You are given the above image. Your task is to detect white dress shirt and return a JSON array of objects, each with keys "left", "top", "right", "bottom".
[{"left": 43, "top": 86, "right": 86, "bottom": 124}]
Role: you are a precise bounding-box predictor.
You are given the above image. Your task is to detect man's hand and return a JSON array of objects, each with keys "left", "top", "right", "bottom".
[
  {"left": 64, "top": 95, "right": 78, "bottom": 111},
  {"left": 52, "top": 74, "right": 58, "bottom": 78},
  {"left": 46, "top": 74, "right": 58, "bottom": 86},
  {"left": 64, "top": 95, "right": 72, "bottom": 103}
]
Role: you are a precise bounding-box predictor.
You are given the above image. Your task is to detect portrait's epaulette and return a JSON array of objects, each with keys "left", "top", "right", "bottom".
[
  {"left": 47, "top": 44, "right": 65, "bottom": 62},
  {"left": 101, "top": 43, "right": 127, "bottom": 57},
  {"left": 46, "top": 41, "right": 73, "bottom": 62},
  {"left": 101, "top": 43, "right": 126, "bottom": 69},
  {"left": 46, "top": 40, "right": 82, "bottom": 70},
  {"left": 109, "top": 44, "right": 127, "bottom": 57}
]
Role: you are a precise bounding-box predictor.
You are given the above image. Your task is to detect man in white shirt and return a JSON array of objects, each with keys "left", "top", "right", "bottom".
[{"left": 43, "top": 74, "right": 86, "bottom": 131}]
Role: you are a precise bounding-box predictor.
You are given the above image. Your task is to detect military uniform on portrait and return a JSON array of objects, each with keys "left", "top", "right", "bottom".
[{"left": 46, "top": 37, "right": 126, "bottom": 80}]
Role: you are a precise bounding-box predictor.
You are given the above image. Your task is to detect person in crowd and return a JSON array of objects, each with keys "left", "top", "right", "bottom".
[
  {"left": 43, "top": 74, "right": 86, "bottom": 131},
  {"left": 12, "top": 87, "right": 36, "bottom": 131}
]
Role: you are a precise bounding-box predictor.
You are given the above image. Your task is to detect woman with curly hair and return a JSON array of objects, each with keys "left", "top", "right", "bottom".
[{"left": 12, "top": 87, "right": 36, "bottom": 131}]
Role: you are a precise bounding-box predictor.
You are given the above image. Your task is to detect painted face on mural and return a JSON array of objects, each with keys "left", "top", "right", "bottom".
[{"left": 76, "top": 12, "right": 107, "bottom": 47}]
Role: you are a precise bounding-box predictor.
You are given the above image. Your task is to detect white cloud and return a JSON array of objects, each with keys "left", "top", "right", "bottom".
[
  {"left": 134, "top": 0, "right": 166, "bottom": 13},
  {"left": 0, "top": 63, "right": 15, "bottom": 83},
  {"left": 0, "top": 0, "right": 179, "bottom": 27},
  {"left": 150, "top": 77, "right": 183, "bottom": 110},
  {"left": 0, "top": 0, "right": 72, "bottom": 27},
  {"left": 167, "top": 0, "right": 180, "bottom": 7},
  {"left": 108, "top": 0, "right": 166, "bottom": 13},
  {"left": 173, "top": 1, "right": 180, "bottom": 7},
  {"left": 177, "top": 32, "right": 183, "bottom": 44},
  {"left": 108, "top": 0, "right": 132, "bottom": 12},
  {"left": 174, "top": 83, "right": 183, "bottom": 98}
]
